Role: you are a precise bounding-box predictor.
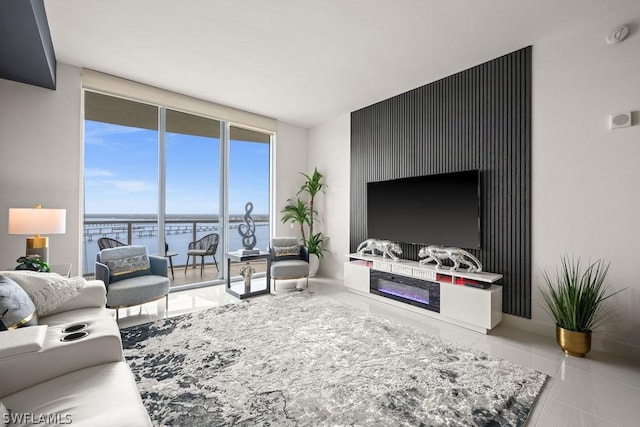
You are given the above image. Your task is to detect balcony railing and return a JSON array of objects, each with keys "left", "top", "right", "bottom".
[{"left": 83, "top": 219, "right": 269, "bottom": 276}]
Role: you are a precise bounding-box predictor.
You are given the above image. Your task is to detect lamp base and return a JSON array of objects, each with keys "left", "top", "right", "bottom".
[{"left": 25, "top": 240, "right": 49, "bottom": 263}]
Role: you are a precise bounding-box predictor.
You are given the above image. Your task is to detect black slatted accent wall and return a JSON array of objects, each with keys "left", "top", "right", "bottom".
[{"left": 350, "top": 47, "right": 532, "bottom": 318}]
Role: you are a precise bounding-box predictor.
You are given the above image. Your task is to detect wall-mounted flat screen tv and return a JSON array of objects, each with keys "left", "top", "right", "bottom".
[{"left": 367, "top": 170, "right": 481, "bottom": 249}]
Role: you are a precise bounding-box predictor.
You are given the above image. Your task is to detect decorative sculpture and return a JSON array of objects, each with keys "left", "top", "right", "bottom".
[
  {"left": 239, "top": 263, "right": 256, "bottom": 293},
  {"left": 418, "top": 245, "right": 482, "bottom": 272},
  {"left": 238, "top": 202, "right": 257, "bottom": 250},
  {"left": 356, "top": 238, "right": 403, "bottom": 261}
]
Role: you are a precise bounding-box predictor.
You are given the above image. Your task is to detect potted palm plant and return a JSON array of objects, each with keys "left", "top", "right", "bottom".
[
  {"left": 280, "top": 198, "right": 310, "bottom": 244},
  {"left": 280, "top": 167, "right": 327, "bottom": 277},
  {"left": 541, "top": 255, "right": 624, "bottom": 357}
]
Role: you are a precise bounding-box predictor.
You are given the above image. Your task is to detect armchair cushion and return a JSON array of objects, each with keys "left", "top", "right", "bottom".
[
  {"left": 105, "top": 275, "right": 170, "bottom": 308},
  {"left": 98, "top": 246, "right": 151, "bottom": 283},
  {"left": 271, "top": 237, "right": 299, "bottom": 248},
  {"left": 273, "top": 244, "right": 301, "bottom": 260},
  {"left": 271, "top": 260, "right": 310, "bottom": 280}
]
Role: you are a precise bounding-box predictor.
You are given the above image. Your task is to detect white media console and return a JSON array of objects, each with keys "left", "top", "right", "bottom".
[{"left": 344, "top": 253, "right": 503, "bottom": 333}]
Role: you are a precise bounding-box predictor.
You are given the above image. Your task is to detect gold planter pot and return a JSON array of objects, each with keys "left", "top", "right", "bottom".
[{"left": 556, "top": 325, "right": 591, "bottom": 357}]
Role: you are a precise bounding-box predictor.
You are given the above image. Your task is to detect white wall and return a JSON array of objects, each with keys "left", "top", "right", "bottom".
[
  {"left": 524, "top": 4, "right": 640, "bottom": 355},
  {"left": 310, "top": 3, "right": 640, "bottom": 356},
  {"left": 308, "top": 114, "right": 351, "bottom": 279},
  {"left": 274, "top": 122, "right": 309, "bottom": 239},
  {"left": 0, "top": 63, "right": 83, "bottom": 274}
]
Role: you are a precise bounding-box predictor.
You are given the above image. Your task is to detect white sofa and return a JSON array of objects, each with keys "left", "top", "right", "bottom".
[{"left": 0, "top": 279, "right": 151, "bottom": 426}]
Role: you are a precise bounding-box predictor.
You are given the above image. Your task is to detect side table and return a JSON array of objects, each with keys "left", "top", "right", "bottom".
[
  {"left": 225, "top": 251, "right": 271, "bottom": 299},
  {"left": 164, "top": 252, "right": 178, "bottom": 280},
  {"left": 50, "top": 263, "right": 72, "bottom": 278}
]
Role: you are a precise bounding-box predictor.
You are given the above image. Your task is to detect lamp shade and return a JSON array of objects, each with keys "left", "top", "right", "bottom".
[{"left": 8, "top": 208, "right": 66, "bottom": 235}]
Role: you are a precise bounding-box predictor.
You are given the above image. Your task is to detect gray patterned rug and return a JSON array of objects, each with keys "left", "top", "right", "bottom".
[{"left": 121, "top": 292, "right": 546, "bottom": 426}]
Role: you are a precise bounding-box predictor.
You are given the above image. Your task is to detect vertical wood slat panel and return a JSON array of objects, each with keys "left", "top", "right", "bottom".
[{"left": 350, "top": 47, "right": 532, "bottom": 318}]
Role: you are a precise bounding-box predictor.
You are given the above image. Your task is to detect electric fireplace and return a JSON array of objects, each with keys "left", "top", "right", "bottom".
[{"left": 370, "top": 270, "right": 440, "bottom": 312}]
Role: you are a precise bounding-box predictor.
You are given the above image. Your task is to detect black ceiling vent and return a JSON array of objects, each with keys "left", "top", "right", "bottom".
[{"left": 0, "top": 0, "right": 56, "bottom": 90}]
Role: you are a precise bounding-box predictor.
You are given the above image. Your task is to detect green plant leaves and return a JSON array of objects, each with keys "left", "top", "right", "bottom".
[
  {"left": 307, "top": 232, "right": 328, "bottom": 259},
  {"left": 281, "top": 167, "right": 328, "bottom": 257},
  {"left": 280, "top": 198, "right": 310, "bottom": 243},
  {"left": 540, "top": 256, "right": 625, "bottom": 332}
]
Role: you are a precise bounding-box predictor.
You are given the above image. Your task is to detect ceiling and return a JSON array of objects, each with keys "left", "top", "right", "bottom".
[{"left": 44, "top": 0, "right": 634, "bottom": 128}]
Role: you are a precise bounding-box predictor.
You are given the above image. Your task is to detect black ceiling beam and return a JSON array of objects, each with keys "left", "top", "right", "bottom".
[{"left": 0, "top": 0, "right": 56, "bottom": 90}]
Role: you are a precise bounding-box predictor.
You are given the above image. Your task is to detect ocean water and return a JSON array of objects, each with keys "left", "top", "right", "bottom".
[{"left": 83, "top": 221, "right": 269, "bottom": 275}]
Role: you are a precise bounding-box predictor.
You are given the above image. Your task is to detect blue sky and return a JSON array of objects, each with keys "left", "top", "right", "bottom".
[{"left": 84, "top": 120, "right": 270, "bottom": 215}]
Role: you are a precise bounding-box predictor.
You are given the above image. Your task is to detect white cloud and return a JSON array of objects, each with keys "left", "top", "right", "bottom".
[
  {"left": 103, "top": 180, "right": 156, "bottom": 192},
  {"left": 85, "top": 168, "right": 114, "bottom": 177},
  {"left": 85, "top": 122, "right": 150, "bottom": 146}
]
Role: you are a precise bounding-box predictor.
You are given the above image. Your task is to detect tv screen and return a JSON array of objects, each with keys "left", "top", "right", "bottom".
[{"left": 367, "top": 170, "right": 481, "bottom": 249}]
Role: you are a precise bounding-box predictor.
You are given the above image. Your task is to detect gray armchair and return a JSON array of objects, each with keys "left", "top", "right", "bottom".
[
  {"left": 269, "top": 237, "right": 310, "bottom": 292},
  {"left": 95, "top": 245, "right": 170, "bottom": 322}
]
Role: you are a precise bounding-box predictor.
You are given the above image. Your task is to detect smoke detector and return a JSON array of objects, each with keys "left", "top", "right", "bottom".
[{"left": 606, "top": 25, "right": 629, "bottom": 44}]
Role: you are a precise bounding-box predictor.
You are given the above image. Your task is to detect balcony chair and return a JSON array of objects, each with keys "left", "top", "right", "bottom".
[
  {"left": 95, "top": 245, "right": 170, "bottom": 322},
  {"left": 269, "top": 237, "right": 309, "bottom": 292},
  {"left": 185, "top": 233, "right": 219, "bottom": 276},
  {"left": 97, "top": 237, "right": 127, "bottom": 250}
]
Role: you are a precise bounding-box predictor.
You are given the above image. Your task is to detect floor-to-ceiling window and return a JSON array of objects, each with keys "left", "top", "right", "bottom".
[
  {"left": 83, "top": 90, "right": 272, "bottom": 287},
  {"left": 228, "top": 126, "right": 271, "bottom": 251},
  {"left": 83, "top": 92, "right": 160, "bottom": 274},
  {"left": 227, "top": 126, "right": 272, "bottom": 279},
  {"left": 165, "top": 109, "right": 222, "bottom": 282}
]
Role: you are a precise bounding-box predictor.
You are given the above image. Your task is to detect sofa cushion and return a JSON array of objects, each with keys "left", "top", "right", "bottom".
[
  {"left": 52, "top": 280, "right": 106, "bottom": 313},
  {"left": 105, "top": 275, "right": 170, "bottom": 308},
  {"left": 2, "top": 362, "right": 151, "bottom": 426},
  {"left": 0, "top": 308, "right": 124, "bottom": 398},
  {"left": 0, "top": 275, "right": 37, "bottom": 330}
]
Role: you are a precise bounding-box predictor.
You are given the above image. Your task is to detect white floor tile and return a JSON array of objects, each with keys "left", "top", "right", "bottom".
[
  {"left": 472, "top": 337, "right": 561, "bottom": 376},
  {"left": 525, "top": 378, "right": 555, "bottom": 426},
  {"left": 549, "top": 362, "right": 640, "bottom": 425},
  {"left": 560, "top": 349, "right": 640, "bottom": 391},
  {"left": 485, "top": 324, "right": 564, "bottom": 360},
  {"left": 535, "top": 399, "right": 619, "bottom": 427}
]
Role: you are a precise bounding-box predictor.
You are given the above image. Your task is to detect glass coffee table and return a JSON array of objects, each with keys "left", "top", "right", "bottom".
[{"left": 225, "top": 251, "right": 271, "bottom": 299}]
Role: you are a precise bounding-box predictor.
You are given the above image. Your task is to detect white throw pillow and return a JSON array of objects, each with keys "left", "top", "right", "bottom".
[{"left": 0, "top": 271, "right": 85, "bottom": 317}]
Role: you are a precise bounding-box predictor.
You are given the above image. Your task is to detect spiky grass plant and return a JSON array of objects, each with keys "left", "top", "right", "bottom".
[{"left": 541, "top": 256, "right": 624, "bottom": 333}]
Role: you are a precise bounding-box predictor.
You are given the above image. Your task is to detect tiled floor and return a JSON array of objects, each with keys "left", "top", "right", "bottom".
[{"left": 117, "top": 277, "right": 640, "bottom": 426}]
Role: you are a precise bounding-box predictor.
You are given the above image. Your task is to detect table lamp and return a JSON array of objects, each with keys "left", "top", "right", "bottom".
[{"left": 8, "top": 204, "right": 66, "bottom": 263}]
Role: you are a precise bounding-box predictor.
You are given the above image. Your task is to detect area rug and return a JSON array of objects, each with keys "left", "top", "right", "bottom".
[{"left": 121, "top": 292, "right": 546, "bottom": 426}]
